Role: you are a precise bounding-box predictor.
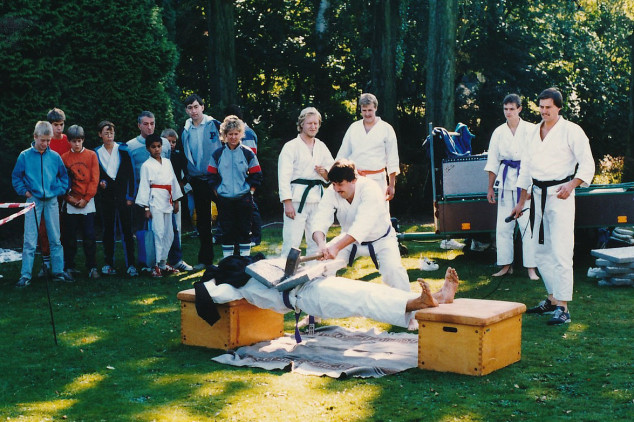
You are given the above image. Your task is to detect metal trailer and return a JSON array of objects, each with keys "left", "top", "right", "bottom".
[{"left": 397, "top": 124, "right": 634, "bottom": 243}]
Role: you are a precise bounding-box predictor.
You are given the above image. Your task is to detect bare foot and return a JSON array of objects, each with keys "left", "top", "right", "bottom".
[
  {"left": 492, "top": 265, "right": 513, "bottom": 277},
  {"left": 527, "top": 267, "right": 540, "bottom": 281},
  {"left": 405, "top": 280, "right": 439, "bottom": 312},
  {"left": 432, "top": 267, "right": 460, "bottom": 304}
]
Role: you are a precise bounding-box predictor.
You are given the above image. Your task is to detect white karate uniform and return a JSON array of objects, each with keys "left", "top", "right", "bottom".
[
  {"left": 517, "top": 117, "right": 594, "bottom": 302},
  {"left": 484, "top": 119, "right": 536, "bottom": 267},
  {"left": 313, "top": 177, "right": 410, "bottom": 291},
  {"left": 135, "top": 157, "right": 183, "bottom": 265},
  {"left": 278, "top": 135, "right": 334, "bottom": 257},
  {"left": 205, "top": 277, "right": 419, "bottom": 328},
  {"left": 337, "top": 117, "right": 400, "bottom": 197}
]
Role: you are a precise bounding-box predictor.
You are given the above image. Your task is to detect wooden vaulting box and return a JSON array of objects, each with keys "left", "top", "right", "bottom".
[
  {"left": 415, "top": 298, "right": 526, "bottom": 376},
  {"left": 177, "top": 288, "right": 284, "bottom": 350}
]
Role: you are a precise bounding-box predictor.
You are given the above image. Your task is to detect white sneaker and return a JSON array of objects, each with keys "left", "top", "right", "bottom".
[
  {"left": 419, "top": 257, "right": 439, "bottom": 271},
  {"left": 173, "top": 260, "right": 193, "bottom": 271},
  {"left": 587, "top": 267, "right": 601, "bottom": 278},
  {"left": 440, "top": 239, "right": 465, "bottom": 250},
  {"left": 470, "top": 240, "right": 490, "bottom": 252}
]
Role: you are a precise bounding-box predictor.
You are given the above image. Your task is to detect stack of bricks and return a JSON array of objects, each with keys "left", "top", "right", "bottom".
[
  {"left": 610, "top": 227, "right": 634, "bottom": 246},
  {"left": 588, "top": 246, "right": 634, "bottom": 287}
]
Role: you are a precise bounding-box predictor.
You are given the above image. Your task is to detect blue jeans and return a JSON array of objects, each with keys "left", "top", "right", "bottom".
[{"left": 21, "top": 197, "right": 64, "bottom": 279}]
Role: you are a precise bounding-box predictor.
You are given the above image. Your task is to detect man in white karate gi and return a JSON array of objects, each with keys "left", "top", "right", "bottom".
[
  {"left": 337, "top": 93, "right": 399, "bottom": 207},
  {"left": 312, "top": 159, "right": 410, "bottom": 292},
  {"left": 484, "top": 94, "right": 538, "bottom": 280},
  {"left": 278, "top": 107, "right": 334, "bottom": 258},
  {"left": 511, "top": 88, "right": 594, "bottom": 325}
]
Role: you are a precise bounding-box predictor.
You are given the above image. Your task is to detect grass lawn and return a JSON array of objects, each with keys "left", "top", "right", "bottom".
[{"left": 0, "top": 223, "right": 632, "bottom": 421}]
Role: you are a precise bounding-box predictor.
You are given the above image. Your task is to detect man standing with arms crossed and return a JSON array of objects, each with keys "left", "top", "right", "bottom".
[
  {"left": 337, "top": 93, "right": 400, "bottom": 208},
  {"left": 511, "top": 88, "right": 594, "bottom": 325}
]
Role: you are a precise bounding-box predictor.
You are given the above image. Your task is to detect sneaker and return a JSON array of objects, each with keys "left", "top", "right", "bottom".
[
  {"left": 151, "top": 266, "right": 163, "bottom": 278},
  {"left": 547, "top": 306, "right": 571, "bottom": 325},
  {"left": 470, "top": 240, "right": 490, "bottom": 252},
  {"left": 126, "top": 265, "right": 139, "bottom": 277},
  {"left": 37, "top": 264, "right": 51, "bottom": 279},
  {"left": 101, "top": 265, "right": 117, "bottom": 276},
  {"left": 440, "top": 239, "right": 465, "bottom": 250},
  {"left": 419, "top": 257, "right": 439, "bottom": 271},
  {"left": 173, "top": 260, "right": 193, "bottom": 272},
  {"left": 526, "top": 298, "right": 557, "bottom": 314},
  {"left": 15, "top": 277, "right": 31, "bottom": 288},
  {"left": 88, "top": 268, "right": 101, "bottom": 279},
  {"left": 193, "top": 263, "right": 207, "bottom": 271},
  {"left": 160, "top": 264, "right": 180, "bottom": 274},
  {"left": 53, "top": 271, "right": 74, "bottom": 283}
]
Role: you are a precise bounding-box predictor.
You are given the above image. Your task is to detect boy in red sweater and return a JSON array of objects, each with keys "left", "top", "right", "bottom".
[{"left": 61, "top": 125, "right": 100, "bottom": 278}]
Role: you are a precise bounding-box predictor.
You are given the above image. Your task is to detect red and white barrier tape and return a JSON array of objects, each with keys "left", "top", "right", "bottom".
[{"left": 0, "top": 202, "right": 35, "bottom": 226}]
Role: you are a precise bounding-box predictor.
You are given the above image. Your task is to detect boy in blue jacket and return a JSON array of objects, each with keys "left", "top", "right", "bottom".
[{"left": 12, "top": 121, "right": 71, "bottom": 287}]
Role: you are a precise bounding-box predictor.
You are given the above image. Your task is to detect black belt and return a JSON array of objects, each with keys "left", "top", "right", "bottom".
[
  {"left": 291, "top": 178, "right": 330, "bottom": 213},
  {"left": 348, "top": 226, "right": 392, "bottom": 269},
  {"left": 530, "top": 175, "right": 574, "bottom": 244}
]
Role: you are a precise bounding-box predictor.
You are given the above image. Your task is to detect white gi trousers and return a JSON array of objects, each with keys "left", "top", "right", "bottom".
[
  {"left": 329, "top": 232, "right": 410, "bottom": 292},
  {"left": 362, "top": 172, "right": 390, "bottom": 213},
  {"left": 530, "top": 185, "right": 575, "bottom": 301},
  {"left": 495, "top": 189, "right": 536, "bottom": 267},
  {"left": 151, "top": 208, "right": 174, "bottom": 265},
  {"left": 238, "top": 278, "right": 418, "bottom": 328},
  {"left": 281, "top": 202, "right": 320, "bottom": 258}
]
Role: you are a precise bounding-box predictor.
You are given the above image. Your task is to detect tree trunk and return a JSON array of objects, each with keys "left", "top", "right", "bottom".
[
  {"left": 425, "top": 0, "right": 457, "bottom": 130},
  {"left": 370, "top": 0, "right": 399, "bottom": 128},
  {"left": 625, "top": 27, "right": 634, "bottom": 181},
  {"left": 206, "top": 0, "right": 238, "bottom": 112}
]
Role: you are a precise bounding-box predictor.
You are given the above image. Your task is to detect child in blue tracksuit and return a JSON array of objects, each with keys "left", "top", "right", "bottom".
[
  {"left": 12, "top": 121, "right": 70, "bottom": 287},
  {"left": 208, "top": 115, "right": 262, "bottom": 258}
]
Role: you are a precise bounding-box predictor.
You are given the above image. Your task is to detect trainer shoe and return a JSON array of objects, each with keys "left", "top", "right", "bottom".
[
  {"left": 151, "top": 266, "right": 163, "bottom": 278},
  {"left": 101, "top": 265, "right": 117, "bottom": 276},
  {"left": 193, "top": 263, "right": 207, "bottom": 271},
  {"left": 15, "top": 277, "right": 31, "bottom": 288},
  {"left": 88, "top": 268, "right": 101, "bottom": 279},
  {"left": 160, "top": 264, "right": 180, "bottom": 274},
  {"left": 526, "top": 298, "right": 557, "bottom": 314},
  {"left": 547, "top": 306, "right": 571, "bottom": 325},
  {"left": 53, "top": 271, "right": 74, "bottom": 283},
  {"left": 419, "top": 257, "right": 439, "bottom": 271},
  {"left": 173, "top": 260, "right": 193, "bottom": 272},
  {"left": 440, "top": 239, "right": 465, "bottom": 250},
  {"left": 37, "top": 264, "right": 51, "bottom": 279},
  {"left": 126, "top": 265, "right": 139, "bottom": 277}
]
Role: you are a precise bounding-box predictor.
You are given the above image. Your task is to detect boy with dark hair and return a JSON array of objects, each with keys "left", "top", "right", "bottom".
[
  {"left": 96, "top": 121, "right": 138, "bottom": 277},
  {"left": 135, "top": 134, "right": 183, "bottom": 277},
  {"left": 61, "top": 125, "right": 100, "bottom": 278},
  {"left": 12, "top": 121, "right": 71, "bottom": 287}
]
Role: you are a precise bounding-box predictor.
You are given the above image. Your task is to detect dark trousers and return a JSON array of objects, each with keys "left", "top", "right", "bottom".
[
  {"left": 190, "top": 177, "right": 215, "bottom": 265},
  {"left": 101, "top": 198, "right": 135, "bottom": 268},
  {"left": 251, "top": 198, "right": 262, "bottom": 245},
  {"left": 216, "top": 193, "right": 253, "bottom": 246},
  {"left": 62, "top": 212, "right": 97, "bottom": 270}
]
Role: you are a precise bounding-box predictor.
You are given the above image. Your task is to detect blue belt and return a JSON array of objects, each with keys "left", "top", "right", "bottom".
[
  {"left": 500, "top": 159, "right": 521, "bottom": 201},
  {"left": 348, "top": 226, "right": 392, "bottom": 269}
]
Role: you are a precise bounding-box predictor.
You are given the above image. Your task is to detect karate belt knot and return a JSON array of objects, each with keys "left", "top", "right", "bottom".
[
  {"left": 500, "top": 159, "right": 521, "bottom": 201},
  {"left": 530, "top": 175, "right": 574, "bottom": 244},
  {"left": 348, "top": 225, "right": 392, "bottom": 269},
  {"left": 150, "top": 184, "right": 173, "bottom": 205},
  {"left": 291, "top": 178, "right": 330, "bottom": 213},
  {"left": 282, "top": 289, "right": 314, "bottom": 343}
]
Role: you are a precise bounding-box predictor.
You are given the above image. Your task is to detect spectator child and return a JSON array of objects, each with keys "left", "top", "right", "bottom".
[
  {"left": 135, "top": 134, "right": 183, "bottom": 277},
  {"left": 95, "top": 121, "right": 138, "bottom": 277},
  {"left": 60, "top": 125, "right": 100, "bottom": 278},
  {"left": 12, "top": 121, "right": 71, "bottom": 287}
]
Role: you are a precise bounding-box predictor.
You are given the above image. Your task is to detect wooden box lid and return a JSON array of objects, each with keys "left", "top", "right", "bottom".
[
  {"left": 177, "top": 288, "right": 247, "bottom": 307},
  {"left": 415, "top": 298, "right": 526, "bottom": 326}
]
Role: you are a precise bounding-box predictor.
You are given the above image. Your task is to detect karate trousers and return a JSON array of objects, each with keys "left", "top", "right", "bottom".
[
  {"left": 530, "top": 185, "right": 575, "bottom": 302},
  {"left": 495, "top": 189, "right": 536, "bottom": 267},
  {"left": 150, "top": 209, "right": 174, "bottom": 266},
  {"left": 238, "top": 277, "right": 418, "bottom": 328},
  {"left": 281, "top": 201, "right": 320, "bottom": 258}
]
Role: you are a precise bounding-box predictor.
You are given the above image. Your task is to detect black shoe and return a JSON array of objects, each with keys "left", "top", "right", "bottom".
[
  {"left": 526, "top": 298, "right": 557, "bottom": 314},
  {"left": 547, "top": 306, "right": 571, "bottom": 325}
]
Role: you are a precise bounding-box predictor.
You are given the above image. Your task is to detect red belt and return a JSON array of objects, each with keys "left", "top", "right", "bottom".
[
  {"left": 358, "top": 168, "right": 385, "bottom": 176},
  {"left": 151, "top": 184, "right": 173, "bottom": 205}
]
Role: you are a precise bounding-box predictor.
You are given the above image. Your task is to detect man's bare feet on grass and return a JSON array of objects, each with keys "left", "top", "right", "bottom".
[
  {"left": 405, "top": 280, "right": 439, "bottom": 312},
  {"left": 430, "top": 267, "right": 460, "bottom": 304}
]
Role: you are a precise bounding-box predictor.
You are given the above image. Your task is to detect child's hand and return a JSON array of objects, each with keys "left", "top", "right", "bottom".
[
  {"left": 126, "top": 200, "right": 133, "bottom": 206},
  {"left": 173, "top": 201, "right": 180, "bottom": 214},
  {"left": 99, "top": 180, "right": 107, "bottom": 189},
  {"left": 25, "top": 191, "right": 32, "bottom": 198},
  {"left": 145, "top": 209, "right": 152, "bottom": 219},
  {"left": 77, "top": 199, "right": 87, "bottom": 208}
]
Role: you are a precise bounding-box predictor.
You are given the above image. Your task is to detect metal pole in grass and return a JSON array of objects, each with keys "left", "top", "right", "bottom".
[{"left": 32, "top": 202, "right": 58, "bottom": 346}]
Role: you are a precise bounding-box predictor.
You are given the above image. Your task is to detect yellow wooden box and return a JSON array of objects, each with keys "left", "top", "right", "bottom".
[
  {"left": 177, "top": 288, "right": 284, "bottom": 350},
  {"left": 415, "top": 298, "right": 526, "bottom": 376}
]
